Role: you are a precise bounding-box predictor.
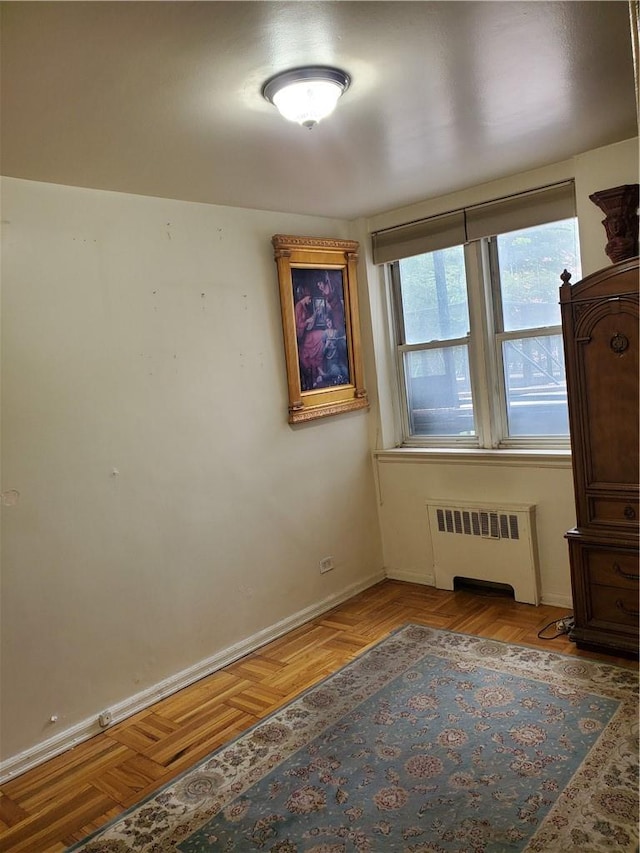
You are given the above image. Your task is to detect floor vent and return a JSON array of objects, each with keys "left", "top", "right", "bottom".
[{"left": 427, "top": 500, "right": 540, "bottom": 605}]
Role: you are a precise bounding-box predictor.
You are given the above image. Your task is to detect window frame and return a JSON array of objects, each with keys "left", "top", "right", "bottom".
[
  {"left": 391, "top": 252, "right": 479, "bottom": 449},
  {"left": 487, "top": 235, "right": 570, "bottom": 449},
  {"left": 390, "top": 230, "right": 574, "bottom": 451}
]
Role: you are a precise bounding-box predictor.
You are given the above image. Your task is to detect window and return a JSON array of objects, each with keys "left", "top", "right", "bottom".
[
  {"left": 395, "top": 246, "right": 474, "bottom": 437},
  {"left": 492, "top": 220, "right": 580, "bottom": 439},
  {"left": 380, "top": 186, "right": 581, "bottom": 448}
]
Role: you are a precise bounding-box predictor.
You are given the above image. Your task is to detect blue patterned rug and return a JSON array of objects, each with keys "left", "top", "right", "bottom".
[{"left": 69, "top": 626, "right": 638, "bottom": 852}]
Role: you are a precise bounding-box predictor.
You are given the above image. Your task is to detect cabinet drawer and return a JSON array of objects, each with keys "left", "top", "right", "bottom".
[
  {"left": 588, "top": 497, "right": 639, "bottom": 528},
  {"left": 586, "top": 549, "right": 640, "bottom": 589},
  {"left": 590, "top": 585, "right": 639, "bottom": 629}
]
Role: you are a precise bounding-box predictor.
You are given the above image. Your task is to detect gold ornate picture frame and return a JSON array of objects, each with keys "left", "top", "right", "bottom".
[{"left": 272, "top": 235, "right": 369, "bottom": 423}]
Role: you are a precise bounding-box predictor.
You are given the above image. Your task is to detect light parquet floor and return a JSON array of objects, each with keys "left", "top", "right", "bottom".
[{"left": 1, "top": 579, "right": 637, "bottom": 852}]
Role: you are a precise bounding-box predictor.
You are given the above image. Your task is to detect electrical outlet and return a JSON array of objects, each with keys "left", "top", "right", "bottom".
[
  {"left": 319, "top": 556, "right": 334, "bottom": 574},
  {"left": 98, "top": 710, "right": 113, "bottom": 728}
]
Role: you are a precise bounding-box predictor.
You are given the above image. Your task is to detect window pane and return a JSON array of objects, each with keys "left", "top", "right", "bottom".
[
  {"left": 405, "top": 346, "right": 475, "bottom": 436},
  {"left": 497, "top": 219, "right": 581, "bottom": 332},
  {"left": 502, "top": 335, "right": 569, "bottom": 436},
  {"left": 399, "top": 246, "right": 469, "bottom": 343}
]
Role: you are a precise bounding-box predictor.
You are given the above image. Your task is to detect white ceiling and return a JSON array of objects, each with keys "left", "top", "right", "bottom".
[{"left": 1, "top": 1, "right": 637, "bottom": 220}]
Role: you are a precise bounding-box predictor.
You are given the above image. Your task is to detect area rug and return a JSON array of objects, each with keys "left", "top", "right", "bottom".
[{"left": 69, "top": 625, "right": 638, "bottom": 852}]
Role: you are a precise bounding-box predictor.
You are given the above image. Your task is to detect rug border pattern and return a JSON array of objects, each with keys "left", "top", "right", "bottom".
[{"left": 67, "top": 626, "right": 639, "bottom": 852}]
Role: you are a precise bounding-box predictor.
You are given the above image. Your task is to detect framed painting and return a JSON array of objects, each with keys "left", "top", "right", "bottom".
[{"left": 272, "top": 234, "right": 369, "bottom": 423}]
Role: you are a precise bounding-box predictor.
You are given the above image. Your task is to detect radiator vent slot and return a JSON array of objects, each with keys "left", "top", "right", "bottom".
[
  {"left": 435, "top": 507, "right": 519, "bottom": 540},
  {"left": 426, "top": 500, "right": 540, "bottom": 605}
]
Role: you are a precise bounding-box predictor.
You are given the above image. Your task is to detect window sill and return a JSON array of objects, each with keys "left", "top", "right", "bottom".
[{"left": 373, "top": 446, "right": 572, "bottom": 469}]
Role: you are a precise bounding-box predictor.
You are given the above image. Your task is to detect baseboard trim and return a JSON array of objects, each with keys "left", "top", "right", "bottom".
[
  {"left": 385, "top": 568, "right": 436, "bottom": 586},
  {"left": 385, "top": 569, "right": 572, "bottom": 610},
  {"left": 540, "top": 592, "right": 573, "bottom": 609},
  {"left": 0, "top": 570, "right": 386, "bottom": 783}
]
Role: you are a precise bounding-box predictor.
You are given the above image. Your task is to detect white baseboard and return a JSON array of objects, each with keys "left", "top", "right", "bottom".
[
  {"left": 540, "top": 592, "right": 573, "bottom": 609},
  {"left": 386, "top": 568, "right": 572, "bottom": 610},
  {"left": 0, "top": 570, "right": 385, "bottom": 783},
  {"left": 385, "top": 567, "right": 436, "bottom": 586}
]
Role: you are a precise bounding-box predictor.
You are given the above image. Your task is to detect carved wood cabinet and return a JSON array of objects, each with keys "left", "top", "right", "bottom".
[{"left": 560, "top": 257, "right": 639, "bottom": 656}]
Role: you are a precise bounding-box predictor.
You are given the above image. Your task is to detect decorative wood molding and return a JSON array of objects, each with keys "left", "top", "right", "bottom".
[
  {"left": 573, "top": 294, "right": 639, "bottom": 339},
  {"left": 272, "top": 234, "right": 369, "bottom": 424},
  {"left": 561, "top": 257, "right": 639, "bottom": 656},
  {"left": 289, "top": 396, "right": 369, "bottom": 422},
  {"left": 272, "top": 235, "right": 358, "bottom": 254},
  {"left": 589, "top": 184, "right": 639, "bottom": 263}
]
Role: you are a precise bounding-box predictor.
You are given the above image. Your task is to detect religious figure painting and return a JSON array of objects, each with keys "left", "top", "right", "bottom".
[
  {"left": 292, "top": 268, "right": 350, "bottom": 392},
  {"left": 272, "top": 235, "right": 369, "bottom": 423}
]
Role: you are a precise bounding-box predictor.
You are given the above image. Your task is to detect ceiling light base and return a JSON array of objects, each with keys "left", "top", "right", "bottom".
[{"left": 262, "top": 66, "right": 350, "bottom": 128}]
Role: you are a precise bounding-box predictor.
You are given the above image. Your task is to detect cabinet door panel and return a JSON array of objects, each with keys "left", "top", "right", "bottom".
[
  {"left": 579, "top": 307, "right": 638, "bottom": 486},
  {"left": 562, "top": 259, "right": 639, "bottom": 657}
]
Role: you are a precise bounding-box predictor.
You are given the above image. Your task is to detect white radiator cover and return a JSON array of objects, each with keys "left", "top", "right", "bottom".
[{"left": 426, "top": 500, "right": 541, "bottom": 605}]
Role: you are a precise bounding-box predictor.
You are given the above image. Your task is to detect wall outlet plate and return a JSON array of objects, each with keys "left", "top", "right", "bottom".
[
  {"left": 98, "top": 710, "right": 113, "bottom": 728},
  {"left": 319, "top": 557, "right": 334, "bottom": 573}
]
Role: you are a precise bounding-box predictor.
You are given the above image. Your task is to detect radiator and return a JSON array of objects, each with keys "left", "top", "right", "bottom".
[{"left": 426, "top": 500, "right": 540, "bottom": 605}]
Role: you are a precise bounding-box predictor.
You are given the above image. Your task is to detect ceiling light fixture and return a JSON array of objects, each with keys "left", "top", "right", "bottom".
[{"left": 262, "top": 66, "right": 350, "bottom": 129}]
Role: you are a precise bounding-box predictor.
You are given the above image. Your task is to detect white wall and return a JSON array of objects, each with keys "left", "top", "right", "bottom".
[
  {"left": 362, "top": 139, "right": 639, "bottom": 608},
  {"left": 374, "top": 452, "right": 575, "bottom": 606},
  {"left": 0, "top": 178, "right": 384, "bottom": 770},
  {"left": 575, "top": 137, "right": 640, "bottom": 273},
  {"left": 2, "top": 138, "right": 637, "bottom": 776}
]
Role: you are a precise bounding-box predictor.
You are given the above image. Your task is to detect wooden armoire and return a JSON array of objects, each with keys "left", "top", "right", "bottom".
[{"left": 560, "top": 257, "right": 639, "bottom": 656}]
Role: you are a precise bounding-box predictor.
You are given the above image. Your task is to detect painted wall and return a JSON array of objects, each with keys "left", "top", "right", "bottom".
[
  {"left": 2, "top": 138, "right": 637, "bottom": 773},
  {"left": 575, "top": 137, "right": 640, "bottom": 273},
  {"left": 362, "top": 138, "right": 639, "bottom": 608},
  {"left": 0, "top": 178, "right": 384, "bottom": 767},
  {"left": 373, "top": 453, "right": 575, "bottom": 607}
]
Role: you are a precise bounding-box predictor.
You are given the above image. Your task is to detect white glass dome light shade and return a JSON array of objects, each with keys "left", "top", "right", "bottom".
[
  {"left": 272, "top": 79, "right": 343, "bottom": 127},
  {"left": 262, "top": 67, "right": 350, "bottom": 129}
]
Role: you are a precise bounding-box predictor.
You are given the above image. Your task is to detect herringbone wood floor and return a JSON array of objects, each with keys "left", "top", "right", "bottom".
[{"left": 1, "top": 579, "right": 636, "bottom": 852}]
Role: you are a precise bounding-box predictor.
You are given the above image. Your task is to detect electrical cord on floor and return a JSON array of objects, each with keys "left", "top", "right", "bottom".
[{"left": 537, "top": 615, "right": 575, "bottom": 640}]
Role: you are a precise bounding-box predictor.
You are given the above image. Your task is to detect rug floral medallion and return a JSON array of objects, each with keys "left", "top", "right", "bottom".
[{"left": 69, "top": 626, "right": 638, "bottom": 853}]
